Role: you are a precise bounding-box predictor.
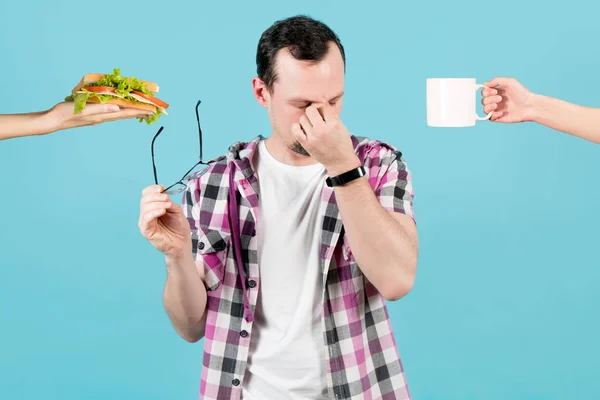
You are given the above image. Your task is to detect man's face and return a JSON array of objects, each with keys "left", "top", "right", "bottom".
[{"left": 258, "top": 43, "right": 345, "bottom": 156}]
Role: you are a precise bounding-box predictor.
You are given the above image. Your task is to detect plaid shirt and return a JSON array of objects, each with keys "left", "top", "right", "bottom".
[{"left": 182, "top": 135, "right": 415, "bottom": 400}]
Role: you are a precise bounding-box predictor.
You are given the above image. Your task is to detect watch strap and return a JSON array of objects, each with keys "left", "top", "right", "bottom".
[{"left": 326, "top": 166, "right": 366, "bottom": 187}]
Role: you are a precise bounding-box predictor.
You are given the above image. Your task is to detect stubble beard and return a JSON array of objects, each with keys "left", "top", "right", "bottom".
[
  {"left": 274, "top": 126, "right": 311, "bottom": 157},
  {"left": 289, "top": 140, "right": 310, "bottom": 157}
]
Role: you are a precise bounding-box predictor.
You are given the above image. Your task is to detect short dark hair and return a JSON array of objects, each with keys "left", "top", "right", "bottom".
[{"left": 256, "top": 15, "right": 346, "bottom": 92}]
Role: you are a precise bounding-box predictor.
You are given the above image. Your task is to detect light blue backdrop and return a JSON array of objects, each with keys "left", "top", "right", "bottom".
[{"left": 1, "top": 0, "right": 598, "bottom": 399}]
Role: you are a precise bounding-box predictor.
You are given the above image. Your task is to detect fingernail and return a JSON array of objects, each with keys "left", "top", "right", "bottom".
[
  {"left": 108, "top": 105, "right": 119, "bottom": 112},
  {"left": 492, "top": 103, "right": 497, "bottom": 109},
  {"left": 491, "top": 89, "right": 498, "bottom": 95}
]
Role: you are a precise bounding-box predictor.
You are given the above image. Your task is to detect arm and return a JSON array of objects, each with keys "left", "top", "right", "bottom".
[
  {"left": 293, "top": 103, "right": 418, "bottom": 301},
  {"left": 529, "top": 94, "right": 600, "bottom": 144},
  {"left": 0, "top": 102, "right": 151, "bottom": 141},
  {"left": 328, "top": 156, "right": 418, "bottom": 301},
  {"left": 481, "top": 77, "right": 600, "bottom": 144},
  {"left": 0, "top": 111, "right": 52, "bottom": 140},
  {"left": 138, "top": 184, "right": 208, "bottom": 343},
  {"left": 163, "top": 253, "right": 208, "bottom": 343}
]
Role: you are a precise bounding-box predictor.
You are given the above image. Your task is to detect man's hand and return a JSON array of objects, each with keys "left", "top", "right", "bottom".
[
  {"left": 138, "top": 184, "right": 192, "bottom": 259},
  {"left": 291, "top": 103, "right": 360, "bottom": 176},
  {"left": 46, "top": 101, "right": 153, "bottom": 133},
  {"left": 481, "top": 77, "right": 537, "bottom": 123}
]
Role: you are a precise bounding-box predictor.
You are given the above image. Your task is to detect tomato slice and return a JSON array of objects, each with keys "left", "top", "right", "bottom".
[
  {"left": 132, "top": 90, "right": 169, "bottom": 109},
  {"left": 81, "top": 86, "right": 169, "bottom": 109},
  {"left": 82, "top": 86, "right": 116, "bottom": 93}
]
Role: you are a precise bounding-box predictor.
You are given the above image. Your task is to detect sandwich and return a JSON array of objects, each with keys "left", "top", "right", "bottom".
[{"left": 64, "top": 68, "right": 169, "bottom": 125}]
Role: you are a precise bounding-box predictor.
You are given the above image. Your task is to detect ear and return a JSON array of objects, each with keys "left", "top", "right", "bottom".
[{"left": 252, "top": 77, "right": 270, "bottom": 108}]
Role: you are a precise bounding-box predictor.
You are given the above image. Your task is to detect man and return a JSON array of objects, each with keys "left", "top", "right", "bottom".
[
  {"left": 139, "top": 15, "right": 418, "bottom": 400},
  {"left": 481, "top": 77, "right": 600, "bottom": 144},
  {"left": 0, "top": 101, "right": 152, "bottom": 141}
]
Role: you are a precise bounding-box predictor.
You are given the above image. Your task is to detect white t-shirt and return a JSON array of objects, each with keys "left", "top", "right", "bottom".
[{"left": 242, "top": 139, "right": 329, "bottom": 399}]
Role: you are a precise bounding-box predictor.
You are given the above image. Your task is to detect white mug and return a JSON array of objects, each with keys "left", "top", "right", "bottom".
[{"left": 426, "top": 78, "right": 493, "bottom": 127}]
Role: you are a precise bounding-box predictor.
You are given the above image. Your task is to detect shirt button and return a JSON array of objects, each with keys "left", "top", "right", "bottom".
[
  {"left": 240, "top": 330, "right": 248, "bottom": 338},
  {"left": 247, "top": 279, "right": 257, "bottom": 288},
  {"left": 251, "top": 229, "right": 256, "bottom": 237},
  {"left": 232, "top": 379, "right": 240, "bottom": 386},
  {"left": 198, "top": 242, "right": 205, "bottom": 250}
]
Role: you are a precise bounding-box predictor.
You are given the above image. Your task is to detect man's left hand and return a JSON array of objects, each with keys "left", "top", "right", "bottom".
[{"left": 291, "top": 103, "right": 361, "bottom": 176}]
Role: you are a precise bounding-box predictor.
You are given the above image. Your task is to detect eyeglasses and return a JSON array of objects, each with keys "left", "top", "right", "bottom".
[{"left": 151, "top": 100, "right": 209, "bottom": 195}]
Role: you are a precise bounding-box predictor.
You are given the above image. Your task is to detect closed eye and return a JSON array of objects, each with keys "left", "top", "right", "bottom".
[{"left": 296, "top": 101, "right": 339, "bottom": 109}]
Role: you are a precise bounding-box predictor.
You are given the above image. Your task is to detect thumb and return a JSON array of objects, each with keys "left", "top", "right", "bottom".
[
  {"left": 78, "top": 103, "right": 120, "bottom": 116},
  {"left": 484, "top": 76, "right": 514, "bottom": 88}
]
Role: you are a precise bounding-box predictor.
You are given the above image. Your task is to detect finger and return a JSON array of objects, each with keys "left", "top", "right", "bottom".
[
  {"left": 81, "top": 108, "right": 154, "bottom": 123},
  {"left": 142, "top": 201, "right": 172, "bottom": 215},
  {"left": 142, "top": 184, "right": 165, "bottom": 196},
  {"left": 141, "top": 207, "right": 167, "bottom": 234},
  {"left": 483, "top": 103, "right": 498, "bottom": 114},
  {"left": 494, "top": 113, "right": 514, "bottom": 123},
  {"left": 481, "top": 95, "right": 502, "bottom": 106},
  {"left": 305, "top": 104, "right": 325, "bottom": 127},
  {"left": 481, "top": 87, "right": 498, "bottom": 97},
  {"left": 139, "top": 200, "right": 171, "bottom": 227},
  {"left": 141, "top": 202, "right": 171, "bottom": 223},
  {"left": 320, "top": 102, "right": 335, "bottom": 122},
  {"left": 291, "top": 122, "right": 308, "bottom": 146},
  {"left": 299, "top": 115, "right": 313, "bottom": 136},
  {"left": 490, "top": 111, "right": 504, "bottom": 121},
  {"left": 77, "top": 103, "right": 120, "bottom": 116},
  {"left": 141, "top": 192, "right": 170, "bottom": 206},
  {"left": 484, "top": 76, "right": 514, "bottom": 88}
]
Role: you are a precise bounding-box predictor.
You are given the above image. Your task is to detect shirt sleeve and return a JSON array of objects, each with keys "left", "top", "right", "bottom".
[
  {"left": 370, "top": 146, "right": 416, "bottom": 223},
  {"left": 181, "top": 177, "right": 226, "bottom": 291}
]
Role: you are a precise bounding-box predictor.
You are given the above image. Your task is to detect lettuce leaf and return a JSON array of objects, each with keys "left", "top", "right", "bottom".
[
  {"left": 87, "top": 68, "right": 154, "bottom": 96},
  {"left": 139, "top": 109, "right": 163, "bottom": 125},
  {"left": 66, "top": 92, "right": 115, "bottom": 114}
]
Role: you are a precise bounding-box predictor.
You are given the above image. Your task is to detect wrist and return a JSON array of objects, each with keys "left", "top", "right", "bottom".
[
  {"left": 524, "top": 92, "right": 543, "bottom": 123},
  {"left": 21, "top": 110, "right": 54, "bottom": 136},
  {"left": 326, "top": 156, "right": 362, "bottom": 177},
  {"left": 165, "top": 246, "right": 195, "bottom": 271},
  {"left": 36, "top": 107, "right": 60, "bottom": 135}
]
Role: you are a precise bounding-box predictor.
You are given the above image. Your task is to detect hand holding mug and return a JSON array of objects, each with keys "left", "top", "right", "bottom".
[{"left": 480, "top": 77, "right": 537, "bottom": 123}]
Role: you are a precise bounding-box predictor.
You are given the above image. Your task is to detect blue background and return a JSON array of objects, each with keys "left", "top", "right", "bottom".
[{"left": 1, "top": 0, "right": 598, "bottom": 399}]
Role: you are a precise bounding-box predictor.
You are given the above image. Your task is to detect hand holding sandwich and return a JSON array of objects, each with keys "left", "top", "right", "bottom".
[
  {"left": 0, "top": 101, "right": 151, "bottom": 141},
  {"left": 1, "top": 68, "right": 168, "bottom": 141}
]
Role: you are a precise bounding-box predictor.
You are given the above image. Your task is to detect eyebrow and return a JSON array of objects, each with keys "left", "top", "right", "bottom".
[{"left": 288, "top": 92, "right": 345, "bottom": 104}]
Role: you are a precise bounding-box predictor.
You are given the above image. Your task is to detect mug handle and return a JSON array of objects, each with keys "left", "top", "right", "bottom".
[{"left": 475, "top": 84, "right": 494, "bottom": 121}]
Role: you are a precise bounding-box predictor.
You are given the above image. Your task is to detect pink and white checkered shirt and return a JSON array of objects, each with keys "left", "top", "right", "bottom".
[{"left": 182, "top": 135, "right": 415, "bottom": 400}]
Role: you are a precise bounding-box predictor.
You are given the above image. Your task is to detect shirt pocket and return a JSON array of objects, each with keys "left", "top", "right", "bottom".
[{"left": 193, "top": 227, "right": 231, "bottom": 291}]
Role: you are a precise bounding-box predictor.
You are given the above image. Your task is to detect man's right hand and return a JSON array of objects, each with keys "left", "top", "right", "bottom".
[{"left": 138, "top": 185, "right": 192, "bottom": 258}]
